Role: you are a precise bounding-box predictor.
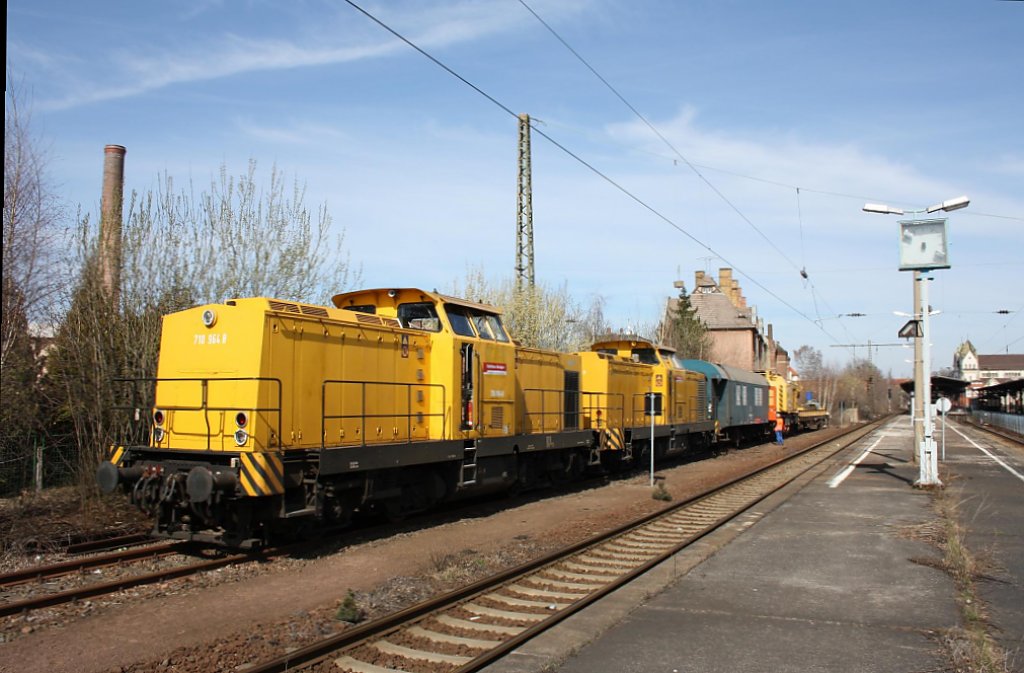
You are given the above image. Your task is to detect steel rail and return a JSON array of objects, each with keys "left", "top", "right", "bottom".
[
  {"left": 0, "top": 552, "right": 257, "bottom": 617},
  {"left": 0, "top": 542, "right": 181, "bottom": 588},
  {"left": 244, "top": 417, "right": 890, "bottom": 673},
  {"left": 65, "top": 533, "right": 153, "bottom": 555}
]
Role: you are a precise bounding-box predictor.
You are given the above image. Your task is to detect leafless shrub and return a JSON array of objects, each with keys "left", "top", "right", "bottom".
[
  {"left": 451, "top": 267, "right": 607, "bottom": 351},
  {"left": 44, "top": 161, "right": 360, "bottom": 484}
]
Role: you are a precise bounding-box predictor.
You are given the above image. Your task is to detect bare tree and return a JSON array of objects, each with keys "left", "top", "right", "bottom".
[
  {"left": 46, "top": 161, "right": 359, "bottom": 483},
  {"left": 125, "top": 161, "right": 357, "bottom": 307},
  {"left": 793, "top": 344, "right": 837, "bottom": 411},
  {"left": 452, "top": 268, "right": 607, "bottom": 351},
  {"left": 2, "top": 82, "right": 64, "bottom": 494},
  {"left": 2, "top": 81, "right": 62, "bottom": 370}
]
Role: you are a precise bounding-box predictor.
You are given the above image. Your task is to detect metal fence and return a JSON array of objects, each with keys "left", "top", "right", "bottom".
[
  {"left": 0, "top": 433, "right": 81, "bottom": 497},
  {"left": 971, "top": 410, "right": 1024, "bottom": 435}
]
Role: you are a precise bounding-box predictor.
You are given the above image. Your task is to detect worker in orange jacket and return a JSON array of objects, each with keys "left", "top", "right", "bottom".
[{"left": 774, "top": 416, "right": 785, "bottom": 446}]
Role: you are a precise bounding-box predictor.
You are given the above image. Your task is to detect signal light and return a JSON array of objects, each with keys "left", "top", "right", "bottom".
[
  {"left": 153, "top": 409, "right": 165, "bottom": 426},
  {"left": 235, "top": 412, "right": 248, "bottom": 428}
]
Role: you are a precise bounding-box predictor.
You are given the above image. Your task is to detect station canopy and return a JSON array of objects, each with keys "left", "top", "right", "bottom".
[{"left": 898, "top": 376, "right": 971, "bottom": 401}]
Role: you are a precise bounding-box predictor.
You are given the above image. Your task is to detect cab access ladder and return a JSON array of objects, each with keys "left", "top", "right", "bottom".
[{"left": 460, "top": 442, "right": 478, "bottom": 486}]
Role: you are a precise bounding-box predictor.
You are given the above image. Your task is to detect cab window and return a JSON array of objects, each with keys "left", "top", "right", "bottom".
[
  {"left": 483, "top": 315, "right": 509, "bottom": 342},
  {"left": 444, "top": 305, "right": 477, "bottom": 337},
  {"left": 472, "top": 314, "right": 494, "bottom": 340},
  {"left": 398, "top": 302, "right": 441, "bottom": 332},
  {"left": 631, "top": 348, "right": 659, "bottom": 365}
]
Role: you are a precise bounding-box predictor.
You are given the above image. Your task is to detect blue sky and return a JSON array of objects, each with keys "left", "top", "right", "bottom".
[{"left": 7, "top": 0, "right": 1023, "bottom": 377}]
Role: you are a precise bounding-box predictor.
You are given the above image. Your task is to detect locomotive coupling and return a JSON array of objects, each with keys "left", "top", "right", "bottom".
[
  {"left": 186, "top": 466, "right": 238, "bottom": 503},
  {"left": 96, "top": 461, "right": 144, "bottom": 494}
]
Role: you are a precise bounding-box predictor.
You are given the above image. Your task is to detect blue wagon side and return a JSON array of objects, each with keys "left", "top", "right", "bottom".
[{"left": 679, "top": 360, "right": 771, "bottom": 446}]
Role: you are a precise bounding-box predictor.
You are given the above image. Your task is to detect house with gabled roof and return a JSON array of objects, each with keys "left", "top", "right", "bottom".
[
  {"left": 953, "top": 339, "right": 1024, "bottom": 397},
  {"left": 669, "top": 268, "right": 788, "bottom": 374}
]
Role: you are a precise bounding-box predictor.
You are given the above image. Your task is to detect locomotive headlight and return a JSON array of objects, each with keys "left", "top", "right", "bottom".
[
  {"left": 235, "top": 411, "right": 248, "bottom": 428},
  {"left": 234, "top": 429, "right": 249, "bottom": 446},
  {"left": 153, "top": 427, "right": 166, "bottom": 443},
  {"left": 201, "top": 308, "right": 217, "bottom": 328},
  {"left": 153, "top": 409, "right": 165, "bottom": 426}
]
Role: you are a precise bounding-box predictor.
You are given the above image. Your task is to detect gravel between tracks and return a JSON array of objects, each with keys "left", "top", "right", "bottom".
[{"left": 0, "top": 431, "right": 841, "bottom": 673}]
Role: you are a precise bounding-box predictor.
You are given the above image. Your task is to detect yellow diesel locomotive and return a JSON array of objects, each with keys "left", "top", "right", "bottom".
[{"left": 98, "top": 289, "right": 713, "bottom": 547}]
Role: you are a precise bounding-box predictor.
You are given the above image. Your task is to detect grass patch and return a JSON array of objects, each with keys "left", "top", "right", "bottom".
[
  {"left": 651, "top": 482, "right": 672, "bottom": 502},
  {"left": 931, "top": 482, "right": 1011, "bottom": 673},
  {"left": 334, "top": 590, "right": 365, "bottom": 623}
]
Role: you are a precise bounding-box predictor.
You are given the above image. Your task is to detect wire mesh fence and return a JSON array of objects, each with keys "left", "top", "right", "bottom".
[{"left": 0, "top": 433, "right": 82, "bottom": 497}]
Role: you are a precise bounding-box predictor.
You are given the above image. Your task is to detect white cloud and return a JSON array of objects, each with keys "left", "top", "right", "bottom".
[{"left": 29, "top": 0, "right": 594, "bottom": 111}]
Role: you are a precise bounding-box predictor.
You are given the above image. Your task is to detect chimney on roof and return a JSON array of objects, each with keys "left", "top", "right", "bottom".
[
  {"left": 734, "top": 281, "right": 745, "bottom": 308},
  {"left": 719, "top": 268, "right": 733, "bottom": 305},
  {"left": 695, "top": 270, "right": 705, "bottom": 288}
]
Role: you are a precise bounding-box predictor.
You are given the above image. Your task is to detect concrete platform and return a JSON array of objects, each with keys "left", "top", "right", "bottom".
[
  {"left": 483, "top": 416, "right": 1024, "bottom": 673},
  {"left": 942, "top": 418, "right": 1024, "bottom": 669}
]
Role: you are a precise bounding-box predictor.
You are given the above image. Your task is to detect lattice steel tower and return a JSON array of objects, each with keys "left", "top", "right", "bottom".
[{"left": 516, "top": 113, "right": 535, "bottom": 291}]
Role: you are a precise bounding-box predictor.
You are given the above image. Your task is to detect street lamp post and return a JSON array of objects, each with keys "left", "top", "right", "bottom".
[{"left": 863, "top": 195, "right": 969, "bottom": 487}]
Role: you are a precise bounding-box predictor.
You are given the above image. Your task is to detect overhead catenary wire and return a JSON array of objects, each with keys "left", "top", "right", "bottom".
[
  {"left": 516, "top": 0, "right": 862, "bottom": 347},
  {"left": 516, "top": 0, "right": 807, "bottom": 278},
  {"left": 341, "top": 0, "right": 848, "bottom": 347},
  {"left": 517, "top": 0, "right": 1024, "bottom": 358},
  {"left": 796, "top": 187, "right": 807, "bottom": 278},
  {"left": 550, "top": 126, "right": 1024, "bottom": 223}
]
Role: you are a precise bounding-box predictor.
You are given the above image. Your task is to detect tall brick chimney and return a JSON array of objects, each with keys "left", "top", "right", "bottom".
[{"left": 100, "top": 144, "right": 126, "bottom": 306}]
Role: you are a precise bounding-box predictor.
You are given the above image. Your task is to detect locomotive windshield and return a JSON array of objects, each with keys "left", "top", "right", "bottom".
[
  {"left": 445, "top": 306, "right": 476, "bottom": 337},
  {"left": 473, "top": 314, "right": 509, "bottom": 342},
  {"left": 397, "top": 302, "right": 441, "bottom": 332},
  {"left": 630, "top": 348, "right": 659, "bottom": 365},
  {"left": 445, "top": 304, "right": 509, "bottom": 341}
]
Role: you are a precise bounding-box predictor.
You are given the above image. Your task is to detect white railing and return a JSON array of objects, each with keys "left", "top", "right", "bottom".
[{"left": 972, "top": 410, "right": 1024, "bottom": 435}]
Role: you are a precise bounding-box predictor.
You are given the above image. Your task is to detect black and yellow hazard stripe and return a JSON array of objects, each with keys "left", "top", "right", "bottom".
[
  {"left": 107, "top": 445, "right": 126, "bottom": 466},
  {"left": 239, "top": 452, "right": 284, "bottom": 497},
  {"left": 601, "top": 427, "right": 625, "bottom": 452}
]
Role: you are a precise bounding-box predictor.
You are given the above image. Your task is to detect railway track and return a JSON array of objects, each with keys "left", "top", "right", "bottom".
[
  {"left": 0, "top": 541, "right": 261, "bottom": 618},
  {"left": 65, "top": 532, "right": 153, "bottom": 555},
  {"left": 243, "top": 418, "right": 888, "bottom": 673}
]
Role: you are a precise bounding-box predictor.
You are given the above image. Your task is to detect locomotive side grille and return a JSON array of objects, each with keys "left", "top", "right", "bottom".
[
  {"left": 269, "top": 301, "right": 300, "bottom": 313},
  {"left": 490, "top": 404, "right": 504, "bottom": 429},
  {"left": 300, "top": 305, "right": 329, "bottom": 317},
  {"left": 356, "top": 313, "right": 383, "bottom": 325}
]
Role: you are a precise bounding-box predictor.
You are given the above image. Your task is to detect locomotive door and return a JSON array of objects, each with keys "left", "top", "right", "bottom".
[{"left": 459, "top": 343, "right": 474, "bottom": 431}]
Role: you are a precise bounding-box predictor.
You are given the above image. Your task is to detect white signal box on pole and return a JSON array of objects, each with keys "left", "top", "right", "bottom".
[{"left": 898, "top": 218, "right": 950, "bottom": 271}]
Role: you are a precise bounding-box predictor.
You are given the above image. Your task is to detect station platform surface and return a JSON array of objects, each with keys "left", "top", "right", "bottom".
[{"left": 483, "top": 416, "right": 1024, "bottom": 673}]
